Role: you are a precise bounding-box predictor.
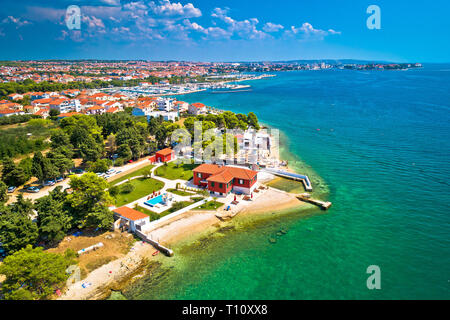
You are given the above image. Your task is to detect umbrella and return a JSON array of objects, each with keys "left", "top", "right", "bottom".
[
  {"left": 234, "top": 195, "right": 236, "bottom": 201},
  {"left": 251, "top": 193, "right": 253, "bottom": 199}
]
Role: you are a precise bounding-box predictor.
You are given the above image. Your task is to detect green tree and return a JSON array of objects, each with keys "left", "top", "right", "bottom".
[
  {"left": 18, "top": 157, "right": 33, "bottom": 182},
  {"left": 0, "top": 196, "right": 39, "bottom": 254},
  {"left": 31, "top": 151, "right": 46, "bottom": 182},
  {"left": 0, "top": 245, "right": 76, "bottom": 300},
  {"left": 35, "top": 191, "right": 72, "bottom": 243},
  {"left": 87, "top": 159, "right": 111, "bottom": 173},
  {"left": 50, "top": 129, "right": 71, "bottom": 149},
  {"left": 0, "top": 180, "right": 8, "bottom": 203},
  {"left": 49, "top": 108, "right": 60, "bottom": 121},
  {"left": 46, "top": 149, "right": 74, "bottom": 176},
  {"left": 247, "top": 112, "right": 260, "bottom": 130},
  {"left": 66, "top": 173, "right": 113, "bottom": 229},
  {"left": 2, "top": 158, "right": 28, "bottom": 187},
  {"left": 117, "top": 144, "right": 132, "bottom": 161}
]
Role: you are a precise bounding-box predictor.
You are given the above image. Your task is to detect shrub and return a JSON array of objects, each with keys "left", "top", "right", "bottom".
[
  {"left": 121, "top": 183, "right": 135, "bottom": 194},
  {"left": 114, "top": 158, "right": 124, "bottom": 167},
  {"left": 109, "top": 185, "right": 120, "bottom": 197}
]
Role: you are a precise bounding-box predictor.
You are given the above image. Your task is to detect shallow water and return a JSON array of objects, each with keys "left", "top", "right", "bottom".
[{"left": 127, "top": 65, "right": 450, "bottom": 299}]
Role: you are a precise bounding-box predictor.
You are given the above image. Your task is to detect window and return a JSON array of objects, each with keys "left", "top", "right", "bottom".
[
  {"left": 197, "top": 173, "right": 201, "bottom": 178},
  {"left": 239, "top": 179, "right": 244, "bottom": 185},
  {"left": 211, "top": 182, "right": 215, "bottom": 187},
  {"left": 219, "top": 183, "right": 223, "bottom": 188}
]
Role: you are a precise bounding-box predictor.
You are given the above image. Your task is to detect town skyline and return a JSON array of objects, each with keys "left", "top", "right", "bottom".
[{"left": 0, "top": 0, "right": 449, "bottom": 63}]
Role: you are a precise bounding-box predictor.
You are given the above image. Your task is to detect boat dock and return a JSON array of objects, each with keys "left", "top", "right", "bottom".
[
  {"left": 296, "top": 193, "right": 332, "bottom": 210},
  {"left": 262, "top": 168, "right": 313, "bottom": 191}
]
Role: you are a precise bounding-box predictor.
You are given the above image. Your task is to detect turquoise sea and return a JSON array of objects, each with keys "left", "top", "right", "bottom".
[{"left": 126, "top": 65, "right": 450, "bottom": 299}]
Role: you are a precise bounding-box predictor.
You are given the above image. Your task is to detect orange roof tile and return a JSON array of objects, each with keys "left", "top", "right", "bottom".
[{"left": 156, "top": 148, "right": 173, "bottom": 156}]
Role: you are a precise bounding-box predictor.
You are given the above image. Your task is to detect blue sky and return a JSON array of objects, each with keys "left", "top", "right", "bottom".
[{"left": 0, "top": 0, "right": 448, "bottom": 62}]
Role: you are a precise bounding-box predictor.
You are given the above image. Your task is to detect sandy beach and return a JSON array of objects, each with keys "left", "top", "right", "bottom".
[{"left": 58, "top": 187, "right": 305, "bottom": 300}]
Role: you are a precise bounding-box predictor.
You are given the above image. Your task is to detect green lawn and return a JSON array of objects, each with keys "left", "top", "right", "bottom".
[
  {"left": 109, "top": 164, "right": 154, "bottom": 186},
  {"left": 134, "top": 205, "right": 160, "bottom": 222},
  {"left": 193, "top": 201, "right": 224, "bottom": 211},
  {"left": 113, "top": 177, "right": 164, "bottom": 207},
  {"left": 167, "top": 188, "right": 194, "bottom": 196},
  {"left": 155, "top": 162, "right": 198, "bottom": 180}
]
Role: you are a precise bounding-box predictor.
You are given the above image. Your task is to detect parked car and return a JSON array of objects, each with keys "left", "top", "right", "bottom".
[
  {"left": 55, "top": 176, "right": 65, "bottom": 183},
  {"left": 7, "top": 186, "right": 16, "bottom": 193},
  {"left": 127, "top": 159, "right": 134, "bottom": 163},
  {"left": 26, "top": 186, "right": 40, "bottom": 193},
  {"left": 106, "top": 169, "right": 115, "bottom": 174},
  {"left": 72, "top": 168, "right": 85, "bottom": 174},
  {"left": 43, "top": 180, "right": 56, "bottom": 186}
]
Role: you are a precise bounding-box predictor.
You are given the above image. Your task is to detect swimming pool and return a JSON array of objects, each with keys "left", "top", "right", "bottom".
[{"left": 144, "top": 194, "right": 164, "bottom": 207}]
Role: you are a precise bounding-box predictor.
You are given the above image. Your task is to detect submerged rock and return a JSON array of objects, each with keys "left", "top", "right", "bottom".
[{"left": 269, "top": 238, "right": 277, "bottom": 244}]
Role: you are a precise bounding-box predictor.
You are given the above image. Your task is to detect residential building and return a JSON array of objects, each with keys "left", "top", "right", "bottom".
[
  {"left": 113, "top": 206, "right": 150, "bottom": 233},
  {"left": 188, "top": 102, "right": 207, "bottom": 115},
  {"left": 155, "top": 148, "right": 174, "bottom": 162},
  {"left": 193, "top": 164, "right": 258, "bottom": 196}
]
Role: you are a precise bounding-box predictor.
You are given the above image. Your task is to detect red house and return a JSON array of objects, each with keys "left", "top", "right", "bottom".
[
  {"left": 193, "top": 164, "right": 258, "bottom": 196},
  {"left": 155, "top": 148, "right": 174, "bottom": 162}
]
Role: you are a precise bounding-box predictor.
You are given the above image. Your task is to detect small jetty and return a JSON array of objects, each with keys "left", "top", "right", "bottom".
[
  {"left": 296, "top": 193, "right": 332, "bottom": 210},
  {"left": 262, "top": 169, "right": 313, "bottom": 191},
  {"left": 135, "top": 230, "right": 174, "bottom": 257}
]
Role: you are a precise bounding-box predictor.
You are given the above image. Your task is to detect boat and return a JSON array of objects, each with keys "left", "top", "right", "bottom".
[{"left": 152, "top": 250, "right": 159, "bottom": 256}]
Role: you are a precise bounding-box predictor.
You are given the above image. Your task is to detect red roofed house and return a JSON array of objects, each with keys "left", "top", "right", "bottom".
[
  {"left": 155, "top": 148, "right": 174, "bottom": 163},
  {"left": 8, "top": 93, "right": 23, "bottom": 101},
  {"left": 0, "top": 109, "right": 25, "bottom": 117},
  {"left": 113, "top": 206, "right": 150, "bottom": 232},
  {"left": 57, "top": 112, "right": 81, "bottom": 119},
  {"left": 193, "top": 164, "right": 258, "bottom": 196},
  {"left": 188, "top": 102, "right": 207, "bottom": 115}
]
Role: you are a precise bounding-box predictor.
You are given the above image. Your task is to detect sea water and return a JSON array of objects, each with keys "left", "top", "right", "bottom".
[{"left": 126, "top": 65, "right": 450, "bottom": 299}]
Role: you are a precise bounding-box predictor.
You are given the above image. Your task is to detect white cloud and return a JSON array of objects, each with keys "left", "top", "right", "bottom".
[
  {"left": 263, "top": 22, "right": 284, "bottom": 33},
  {"left": 82, "top": 15, "right": 105, "bottom": 29},
  {"left": 100, "top": 0, "right": 121, "bottom": 6},
  {"left": 286, "top": 22, "right": 341, "bottom": 40},
  {"left": 2, "top": 16, "right": 32, "bottom": 28},
  {"left": 211, "top": 7, "right": 268, "bottom": 40},
  {"left": 149, "top": 0, "right": 202, "bottom": 19}
]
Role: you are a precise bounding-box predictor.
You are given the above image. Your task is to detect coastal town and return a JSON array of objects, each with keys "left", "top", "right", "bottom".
[
  {"left": 0, "top": 58, "right": 419, "bottom": 300},
  {"left": 0, "top": 60, "right": 334, "bottom": 301}
]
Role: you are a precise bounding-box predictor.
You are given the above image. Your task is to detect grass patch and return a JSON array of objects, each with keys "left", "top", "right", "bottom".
[
  {"left": 134, "top": 205, "right": 160, "bottom": 222},
  {"left": 113, "top": 177, "right": 164, "bottom": 207},
  {"left": 109, "top": 164, "right": 154, "bottom": 186},
  {"left": 193, "top": 201, "right": 223, "bottom": 211},
  {"left": 155, "top": 162, "right": 198, "bottom": 180},
  {"left": 157, "top": 201, "right": 194, "bottom": 217},
  {"left": 167, "top": 188, "right": 194, "bottom": 196}
]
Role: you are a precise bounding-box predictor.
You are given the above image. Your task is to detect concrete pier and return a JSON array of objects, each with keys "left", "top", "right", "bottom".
[
  {"left": 296, "top": 193, "right": 332, "bottom": 210},
  {"left": 135, "top": 230, "right": 174, "bottom": 257},
  {"left": 262, "top": 168, "right": 313, "bottom": 192}
]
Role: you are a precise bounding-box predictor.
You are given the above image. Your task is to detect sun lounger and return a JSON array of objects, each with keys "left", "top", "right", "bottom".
[
  {"left": 231, "top": 200, "right": 239, "bottom": 205},
  {"left": 243, "top": 196, "right": 251, "bottom": 201}
]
